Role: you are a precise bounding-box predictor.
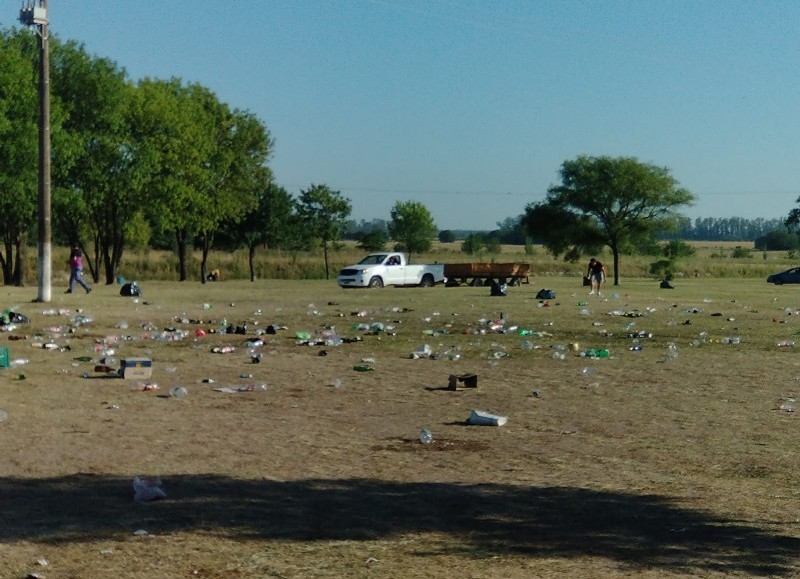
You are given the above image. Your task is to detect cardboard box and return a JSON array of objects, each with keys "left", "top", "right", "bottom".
[{"left": 121, "top": 357, "right": 153, "bottom": 380}]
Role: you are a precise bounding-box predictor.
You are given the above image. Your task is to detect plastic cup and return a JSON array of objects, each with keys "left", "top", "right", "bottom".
[{"left": 169, "top": 386, "right": 187, "bottom": 399}]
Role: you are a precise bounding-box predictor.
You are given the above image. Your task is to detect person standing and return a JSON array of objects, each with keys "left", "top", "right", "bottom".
[
  {"left": 66, "top": 247, "right": 92, "bottom": 294},
  {"left": 587, "top": 257, "right": 606, "bottom": 296}
]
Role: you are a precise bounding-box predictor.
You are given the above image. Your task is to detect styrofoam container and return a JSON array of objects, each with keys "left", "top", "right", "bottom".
[{"left": 467, "top": 409, "right": 508, "bottom": 426}]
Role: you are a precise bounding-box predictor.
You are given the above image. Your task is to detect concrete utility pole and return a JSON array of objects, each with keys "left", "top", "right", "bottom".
[{"left": 19, "top": 0, "right": 51, "bottom": 302}]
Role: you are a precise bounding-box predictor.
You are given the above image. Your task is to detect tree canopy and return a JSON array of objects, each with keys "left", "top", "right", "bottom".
[
  {"left": 388, "top": 201, "right": 437, "bottom": 256},
  {"left": 297, "top": 184, "right": 352, "bottom": 279},
  {"left": 523, "top": 155, "right": 694, "bottom": 285}
]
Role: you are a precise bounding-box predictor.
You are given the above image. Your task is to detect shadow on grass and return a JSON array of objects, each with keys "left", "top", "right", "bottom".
[{"left": 1, "top": 474, "right": 798, "bottom": 575}]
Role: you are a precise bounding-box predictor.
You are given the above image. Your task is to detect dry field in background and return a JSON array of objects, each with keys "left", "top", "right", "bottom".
[{"left": 2, "top": 275, "right": 800, "bottom": 578}]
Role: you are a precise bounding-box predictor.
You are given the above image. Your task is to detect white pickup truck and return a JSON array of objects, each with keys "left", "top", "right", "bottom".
[{"left": 337, "top": 253, "right": 445, "bottom": 288}]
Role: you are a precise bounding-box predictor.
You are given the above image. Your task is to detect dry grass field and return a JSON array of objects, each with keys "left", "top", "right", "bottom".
[{"left": 3, "top": 273, "right": 800, "bottom": 578}]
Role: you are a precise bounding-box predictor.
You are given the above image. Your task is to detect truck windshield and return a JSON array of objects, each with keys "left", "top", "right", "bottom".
[{"left": 358, "top": 254, "right": 387, "bottom": 265}]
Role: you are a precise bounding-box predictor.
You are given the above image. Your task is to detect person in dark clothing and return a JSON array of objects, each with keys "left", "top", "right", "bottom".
[{"left": 587, "top": 257, "right": 606, "bottom": 296}]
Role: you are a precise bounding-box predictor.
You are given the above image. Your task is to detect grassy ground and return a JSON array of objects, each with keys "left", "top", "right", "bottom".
[
  {"left": 2, "top": 275, "right": 800, "bottom": 577},
  {"left": 50, "top": 239, "right": 787, "bottom": 284}
]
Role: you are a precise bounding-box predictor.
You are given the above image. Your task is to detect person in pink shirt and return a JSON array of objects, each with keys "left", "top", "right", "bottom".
[{"left": 66, "top": 247, "right": 92, "bottom": 294}]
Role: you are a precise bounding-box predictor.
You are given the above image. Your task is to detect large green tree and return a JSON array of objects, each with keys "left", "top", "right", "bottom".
[
  {"left": 0, "top": 30, "right": 48, "bottom": 285},
  {"left": 388, "top": 200, "right": 437, "bottom": 256},
  {"left": 50, "top": 40, "right": 140, "bottom": 284},
  {"left": 227, "top": 182, "right": 296, "bottom": 282},
  {"left": 131, "top": 79, "right": 271, "bottom": 281},
  {"left": 297, "top": 184, "right": 351, "bottom": 279},
  {"left": 524, "top": 155, "right": 694, "bottom": 285}
]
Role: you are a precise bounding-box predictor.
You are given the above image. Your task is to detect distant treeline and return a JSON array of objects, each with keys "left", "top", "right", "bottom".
[
  {"left": 673, "top": 217, "right": 786, "bottom": 241},
  {"left": 345, "top": 216, "right": 790, "bottom": 245}
]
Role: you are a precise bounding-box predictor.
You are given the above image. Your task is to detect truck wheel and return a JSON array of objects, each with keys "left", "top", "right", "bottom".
[
  {"left": 368, "top": 276, "right": 384, "bottom": 288},
  {"left": 419, "top": 274, "right": 435, "bottom": 287},
  {"left": 470, "top": 278, "right": 484, "bottom": 287}
]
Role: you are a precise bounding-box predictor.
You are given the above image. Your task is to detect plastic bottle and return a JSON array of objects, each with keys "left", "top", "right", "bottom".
[
  {"left": 9, "top": 358, "right": 29, "bottom": 368},
  {"left": 419, "top": 428, "right": 433, "bottom": 445},
  {"left": 169, "top": 386, "right": 188, "bottom": 399}
]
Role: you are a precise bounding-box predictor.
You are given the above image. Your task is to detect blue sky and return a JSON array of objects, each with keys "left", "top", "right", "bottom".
[{"left": 4, "top": 1, "right": 800, "bottom": 230}]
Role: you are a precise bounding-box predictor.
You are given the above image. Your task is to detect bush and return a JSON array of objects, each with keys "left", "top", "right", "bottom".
[
  {"left": 732, "top": 246, "right": 752, "bottom": 259},
  {"left": 649, "top": 259, "right": 673, "bottom": 279},
  {"left": 755, "top": 230, "right": 800, "bottom": 251}
]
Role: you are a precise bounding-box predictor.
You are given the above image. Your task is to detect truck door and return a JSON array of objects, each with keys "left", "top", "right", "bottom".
[{"left": 383, "top": 255, "right": 405, "bottom": 285}]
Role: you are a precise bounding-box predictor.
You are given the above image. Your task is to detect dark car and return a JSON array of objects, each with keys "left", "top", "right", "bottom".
[{"left": 767, "top": 267, "right": 800, "bottom": 284}]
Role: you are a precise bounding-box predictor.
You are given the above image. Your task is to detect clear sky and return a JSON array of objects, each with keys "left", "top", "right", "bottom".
[{"left": 3, "top": 1, "right": 799, "bottom": 230}]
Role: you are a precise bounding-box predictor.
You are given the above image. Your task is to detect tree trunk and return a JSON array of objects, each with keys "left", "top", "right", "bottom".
[
  {"left": 248, "top": 243, "right": 256, "bottom": 282},
  {"left": 1, "top": 238, "right": 13, "bottom": 285},
  {"left": 176, "top": 230, "right": 189, "bottom": 281},
  {"left": 611, "top": 244, "right": 620, "bottom": 286},
  {"left": 12, "top": 235, "right": 24, "bottom": 287},
  {"left": 200, "top": 234, "right": 211, "bottom": 284},
  {"left": 322, "top": 240, "right": 330, "bottom": 279}
]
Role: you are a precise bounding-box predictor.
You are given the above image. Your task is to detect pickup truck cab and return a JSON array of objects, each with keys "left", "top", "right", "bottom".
[{"left": 337, "top": 253, "right": 445, "bottom": 288}]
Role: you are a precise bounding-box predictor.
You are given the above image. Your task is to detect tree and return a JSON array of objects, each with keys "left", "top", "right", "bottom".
[
  {"left": 297, "top": 184, "right": 352, "bottom": 279},
  {"left": 438, "top": 230, "right": 456, "bottom": 243},
  {"left": 50, "top": 40, "right": 138, "bottom": 284},
  {"left": 755, "top": 230, "right": 800, "bottom": 251},
  {"left": 388, "top": 201, "right": 437, "bottom": 256},
  {"left": 523, "top": 155, "right": 694, "bottom": 285},
  {"left": 494, "top": 216, "right": 527, "bottom": 245},
  {"left": 461, "top": 234, "right": 485, "bottom": 256},
  {"left": 224, "top": 182, "right": 296, "bottom": 282},
  {"left": 357, "top": 229, "right": 388, "bottom": 252},
  {"left": 131, "top": 79, "right": 271, "bottom": 281},
  {"left": 0, "top": 30, "right": 46, "bottom": 285}
]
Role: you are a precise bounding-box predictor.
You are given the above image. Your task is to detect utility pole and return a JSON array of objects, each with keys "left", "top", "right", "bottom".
[{"left": 19, "top": 0, "right": 51, "bottom": 302}]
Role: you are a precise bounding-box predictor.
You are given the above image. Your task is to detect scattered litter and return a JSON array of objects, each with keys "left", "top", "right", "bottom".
[
  {"left": 580, "top": 348, "right": 609, "bottom": 358},
  {"left": 213, "top": 384, "right": 267, "bottom": 393},
  {"left": 211, "top": 346, "right": 235, "bottom": 354},
  {"left": 0, "top": 409, "right": 7, "bottom": 422},
  {"left": 410, "top": 344, "right": 433, "bottom": 359},
  {"left": 466, "top": 409, "right": 508, "bottom": 426},
  {"left": 419, "top": 428, "right": 433, "bottom": 444},
  {"left": 132, "top": 529, "right": 151, "bottom": 536},
  {"left": 133, "top": 383, "right": 159, "bottom": 392},
  {"left": 169, "top": 386, "right": 188, "bottom": 399},
  {"left": 122, "top": 358, "right": 153, "bottom": 379},
  {"left": 132, "top": 476, "right": 166, "bottom": 503},
  {"left": 448, "top": 373, "right": 478, "bottom": 390}
]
